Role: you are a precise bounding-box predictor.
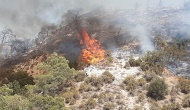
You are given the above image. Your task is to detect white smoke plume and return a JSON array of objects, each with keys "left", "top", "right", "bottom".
[{"left": 129, "top": 25, "right": 154, "bottom": 52}]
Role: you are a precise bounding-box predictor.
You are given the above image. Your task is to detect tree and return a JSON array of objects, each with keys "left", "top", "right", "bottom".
[
  {"left": 0, "top": 84, "right": 13, "bottom": 96},
  {"left": 7, "top": 80, "right": 28, "bottom": 95},
  {"left": 10, "top": 39, "right": 31, "bottom": 55},
  {"left": 38, "top": 53, "right": 75, "bottom": 78},
  {"left": 29, "top": 94, "right": 65, "bottom": 110},
  {"left": 129, "top": 58, "right": 142, "bottom": 67},
  {"left": 141, "top": 51, "right": 164, "bottom": 75},
  {"left": 36, "top": 53, "right": 75, "bottom": 96},
  {"left": 148, "top": 78, "right": 168, "bottom": 100},
  {"left": 143, "top": 51, "right": 164, "bottom": 67},
  {"left": 0, "top": 94, "right": 30, "bottom": 110},
  {"left": 0, "top": 67, "right": 13, "bottom": 85},
  {"left": 7, "top": 71, "right": 34, "bottom": 87}
]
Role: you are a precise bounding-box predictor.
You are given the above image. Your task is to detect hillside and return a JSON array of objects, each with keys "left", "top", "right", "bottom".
[{"left": 0, "top": 8, "right": 190, "bottom": 110}]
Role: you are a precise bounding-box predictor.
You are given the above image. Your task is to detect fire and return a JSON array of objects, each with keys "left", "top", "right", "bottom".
[{"left": 80, "top": 29, "right": 105, "bottom": 64}]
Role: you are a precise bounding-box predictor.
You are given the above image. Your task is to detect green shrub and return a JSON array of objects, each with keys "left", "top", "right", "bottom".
[
  {"left": 103, "top": 102, "right": 115, "bottom": 110},
  {"left": 63, "top": 87, "right": 80, "bottom": 105},
  {"left": 85, "top": 76, "right": 104, "bottom": 88},
  {"left": 133, "top": 105, "right": 144, "bottom": 110},
  {"left": 137, "top": 93, "right": 145, "bottom": 103},
  {"left": 129, "top": 58, "right": 142, "bottom": 67},
  {"left": 102, "top": 71, "right": 115, "bottom": 84},
  {"left": 79, "top": 98, "right": 97, "bottom": 110},
  {"left": 0, "top": 68, "right": 13, "bottom": 84},
  {"left": 151, "top": 65, "right": 163, "bottom": 76},
  {"left": 79, "top": 82, "right": 91, "bottom": 92},
  {"left": 37, "top": 53, "right": 75, "bottom": 79},
  {"left": 140, "top": 62, "right": 150, "bottom": 71},
  {"left": 98, "top": 92, "right": 114, "bottom": 103},
  {"left": 144, "top": 71, "right": 158, "bottom": 82},
  {"left": 7, "top": 80, "right": 27, "bottom": 95},
  {"left": 170, "top": 86, "right": 179, "bottom": 96},
  {"left": 147, "top": 78, "right": 168, "bottom": 100},
  {"left": 154, "top": 36, "right": 168, "bottom": 50},
  {"left": 141, "top": 64, "right": 163, "bottom": 76},
  {"left": 182, "top": 95, "right": 190, "bottom": 108},
  {"left": 163, "top": 41, "right": 188, "bottom": 63},
  {"left": 177, "top": 77, "right": 190, "bottom": 94},
  {"left": 98, "top": 92, "right": 106, "bottom": 103},
  {"left": 84, "top": 77, "right": 93, "bottom": 84},
  {"left": 149, "top": 100, "right": 161, "bottom": 110},
  {"left": 85, "top": 98, "right": 97, "bottom": 109},
  {"left": 63, "top": 79, "right": 75, "bottom": 88},
  {"left": 162, "top": 103, "right": 181, "bottom": 110},
  {"left": 35, "top": 53, "right": 76, "bottom": 96},
  {"left": 140, "top": 51, "right": 164, "bottom": 75},
  {"left": 92, "top": 77, "right": 104, "bottom": 87},
  {"left": 91, "top": 93, "right": 98, "bottom": 98},
  {"left": 29, "top": 94, "right": 65, "bottom": 110},
  {"left": 7, "top": 71, "right": 34, "bottom": 87},
  {"left": 0, "top": 94, "right": 30, "bottom": 110},
  {"left": 0, "top": 85, "right": 13, "bottom": 96},
  {"left": 123, "top": 76, "right": 138, "bottom": 93},
  {"left": 74, "top": 71, "right": 86, "bottom": 82},
  {"left": 138, "top": 78, "right": 147, "bottom": 86},
  {"left": 143, "top": 51, "right": 164, "bottom": 67}
]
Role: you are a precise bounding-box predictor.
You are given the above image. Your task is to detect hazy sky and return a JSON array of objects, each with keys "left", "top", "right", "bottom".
[
  {"left": 0, "top": 0, "right": 188, "bottom": 38},
  {"left": 92, "top": 0, "right": 185, "bottom": 9}
]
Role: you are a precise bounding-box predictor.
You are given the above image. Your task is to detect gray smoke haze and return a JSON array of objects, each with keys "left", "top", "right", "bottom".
[
  {"left": 0, "top": 0, "right": 186, "bottom": 38},
  {"left": 0, "top": 0, "right": 190, "bottom": 53},
  {"left": 130, "top": 25, "right": 155, "bottom": 52}
]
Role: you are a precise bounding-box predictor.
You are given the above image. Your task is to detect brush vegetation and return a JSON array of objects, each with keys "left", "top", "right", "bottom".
[{"left": 0, "top": 48, "right": 190, "bottom": 110}]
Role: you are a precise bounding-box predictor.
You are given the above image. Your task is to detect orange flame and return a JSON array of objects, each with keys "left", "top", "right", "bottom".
[{"left": 80, "top": 29, "right": 105, "bottom": 64}]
